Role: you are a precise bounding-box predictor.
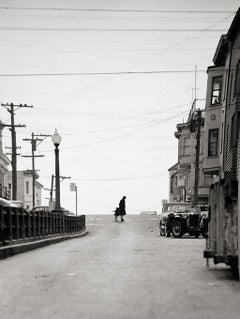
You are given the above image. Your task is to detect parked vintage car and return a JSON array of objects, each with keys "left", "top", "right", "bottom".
[
  {"left": 159, "top": 202, "right": 207, "bottom": 238},
  {"left": 32, "top": 205, "right": 50, "bottom": 213},
  {"left": 0, "top": 197, "right": 18, "bottom": 208}
]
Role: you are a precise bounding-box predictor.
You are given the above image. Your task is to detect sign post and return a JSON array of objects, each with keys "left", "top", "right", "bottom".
[{"left": 70, "top": 183, "right": 78, "bottom": 216}]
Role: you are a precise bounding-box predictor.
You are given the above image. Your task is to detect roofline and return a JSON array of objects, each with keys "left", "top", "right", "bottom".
[
  {"left": 7, "top": 170, "right": 40, "bottom": 179},
  {"left": 227, "top": 8, "right": 240, "bottom": 41},
  {"left": 35, "top": 180, "right": 44, "bottom": 188},
  {"left": 212, "top": 35, "right": 228, "bottom": 66},
  {"left": 1, "top": 154, "right": 11, "bottom": 165},
  {"left": 211, "top": 8, "right": 240, "bottom": 66},
  {"left": 168, "top": 163, "right": 179, "bottom": 171}
]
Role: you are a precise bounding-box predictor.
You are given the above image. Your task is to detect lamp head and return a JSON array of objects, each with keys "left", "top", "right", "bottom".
[{"left": 52, "top": 129, "right": 62, "bottom": 146}]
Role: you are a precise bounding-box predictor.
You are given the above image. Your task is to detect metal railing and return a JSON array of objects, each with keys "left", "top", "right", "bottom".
[{"left": 0, "top": 205, "right": 86, "bottom": 246}]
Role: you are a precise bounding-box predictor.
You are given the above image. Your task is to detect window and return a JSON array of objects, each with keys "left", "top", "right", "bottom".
[
  {"left": 235, "top": 61, "right": 240, "bottom": 96},
  {"left": 170, "top": 176, "right": 174, "bottom": 194},
  {"left": 211, "top": 76, "right": 223, "bottom": 105},
  {"left": 183, "top": 137, "right": 190, "bottom": 156},
  {"left": 208, "top": 129, "right": 219, "bottom": 157},
  {"left": 204, "top": 175, "right": 211, "bottom": 186},
  {"left": 26, "top": 181, "right": 29, "bottom": 194},
  {"left": 231, "top": 112, "right": 240, "bottom": 147},
  {"left": 220, "top": 123, "right": 224, "bottom": 154}
]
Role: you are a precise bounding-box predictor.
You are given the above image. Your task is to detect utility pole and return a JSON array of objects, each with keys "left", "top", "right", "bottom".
[
  {"left": 22, "top": 133, "right": 51, "bottom": 207},
  {"left": 190, "top": 109, "right": 204, "bottom": 205},
  {"left": 1, "top": 103, "right": 33, "bottom": 199},
  {"left": 44, "top": 175, "right": 71, "bottom": 211},
  {"left": 194, "top": 65, "right": 197, "bottom": 102}
]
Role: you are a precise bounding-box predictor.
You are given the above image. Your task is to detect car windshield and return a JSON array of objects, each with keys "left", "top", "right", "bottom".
[
  {"left": 163, "top": 204, "right": 200, "bottom": 213},
  {"left": 200, "top": 205, "right": 209, "bottom": 211},
  {"left": 32, "top": 206, "right": 49, "bottom": 211}
]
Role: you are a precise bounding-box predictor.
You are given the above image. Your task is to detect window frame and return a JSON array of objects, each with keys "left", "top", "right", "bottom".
[
  {"left": 26, "top": 181, "right": 29, "bottom": 195},
  {"left": 231, "top": 112, "right": 240, "bottom": 148},
  {"left": 235, "top": 60, "right": 240, "bottom": 97},
  {"left": 208, "top": 128, "right": 219, "bottom": 157},
  {"left": 210, "top": 76, "right": 223, "bottom": 106}
]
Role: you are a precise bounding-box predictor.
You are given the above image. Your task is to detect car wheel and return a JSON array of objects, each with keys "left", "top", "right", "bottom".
[
  {"left": 172, "top": 219, "right": 183, "bottom": 238},
  {"left": 201, "top": 230, "right": 208, "bottom": 238}
]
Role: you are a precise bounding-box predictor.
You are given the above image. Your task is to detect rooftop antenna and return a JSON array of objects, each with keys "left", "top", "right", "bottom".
[{"left": 194, "top": 65, "right": 197, "bottom": 111}]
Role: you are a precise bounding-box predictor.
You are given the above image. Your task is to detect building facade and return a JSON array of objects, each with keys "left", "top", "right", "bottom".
[
  {"left": 6, "top": 170, "right": 43, "bottom": 210},
  {"left": 203, "top": 8, "right": 240, "bottom": 271},
  {"left": 168, "top": 101, "right": 210, "bottom": 205},
  {"left": 0, "top": 121, "right": 10, "bottom": 199}
]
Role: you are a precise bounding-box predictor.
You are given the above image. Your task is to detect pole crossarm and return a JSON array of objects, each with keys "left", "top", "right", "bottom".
[
  {"left": 0, "top": 123, "right": 25, "bottom": 128},
  {"left": 23, "top": 138, "right": 43, "bottom": 142},
  {"left": 22, "top": 155, "right": 44, "bottom": 158},
  {"left": 5, "top": 146, "right": 21, "bottom": 149},
  {"left": 1, "top": 102, "right": 33, "bottom": 109}
]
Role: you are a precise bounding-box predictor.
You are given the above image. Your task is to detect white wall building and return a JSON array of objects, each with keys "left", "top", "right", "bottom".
[
  {"left": 0, "top": 122, "right": 11, "bottom": 199},
  {"left": 6, "top": 170, "right": 43, "bottom": 210}
]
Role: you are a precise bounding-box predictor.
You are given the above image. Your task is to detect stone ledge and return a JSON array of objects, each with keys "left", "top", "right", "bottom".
[{"left": 0, "top": 230, "right": 89, "bottom": 260}]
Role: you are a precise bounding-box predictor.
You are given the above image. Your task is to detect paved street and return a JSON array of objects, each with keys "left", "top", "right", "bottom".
[{"left": 0, "top": 214, "right": 239, "bottom": 319}]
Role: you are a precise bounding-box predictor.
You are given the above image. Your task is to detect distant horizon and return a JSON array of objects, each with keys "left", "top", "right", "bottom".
[{"left": 85, "top": 210, "right": 159, "bottom": 215}]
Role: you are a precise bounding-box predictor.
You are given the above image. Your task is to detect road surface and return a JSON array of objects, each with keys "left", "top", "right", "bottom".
[{"left": 0, "top": 214, "right": 239, "bottom": 319}]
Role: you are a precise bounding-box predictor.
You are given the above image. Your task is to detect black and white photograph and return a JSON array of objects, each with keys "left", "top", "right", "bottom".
[{"left": 0, "top": 0, "right": 240, "bottom": 318}]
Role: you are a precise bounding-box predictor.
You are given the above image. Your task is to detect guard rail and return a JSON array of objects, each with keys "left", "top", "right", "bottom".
[{"left": 0, "top": 205, "right": 86, "bottom": 246}]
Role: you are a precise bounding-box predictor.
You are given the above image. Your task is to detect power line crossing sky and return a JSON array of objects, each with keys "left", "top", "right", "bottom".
[{"left": 0, "top": 0, "right": 238, "bottom": 213}]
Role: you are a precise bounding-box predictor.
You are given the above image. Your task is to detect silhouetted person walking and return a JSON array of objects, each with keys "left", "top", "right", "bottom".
[{"left": 119, "top": 196, "right": 126, "bottom": 222}]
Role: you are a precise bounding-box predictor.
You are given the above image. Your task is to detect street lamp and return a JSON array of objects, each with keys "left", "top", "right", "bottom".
[{"left": 52, "top": 129, "right": 62, "bottom": 211}]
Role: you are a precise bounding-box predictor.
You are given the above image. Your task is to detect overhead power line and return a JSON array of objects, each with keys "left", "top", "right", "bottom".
[
  {"left": 0, "top": 70, "right": 208, "bottom": 77},
  {"left": 40, "top": 109, "right": 189, "bottom": 153},
  {"left": 0, "top": 26, "right": 227, "bottom": 32},
  {"left": 0, "top": 7, "right": 235, "bottom": 14},
  {"left": 78, "top": 173, "right": 168, "bottom": 182}
]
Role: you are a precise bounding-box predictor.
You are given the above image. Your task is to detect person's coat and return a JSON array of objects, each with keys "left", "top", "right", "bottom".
[{"left": 119, "top": 197, "right": 126, "bottom": 216}]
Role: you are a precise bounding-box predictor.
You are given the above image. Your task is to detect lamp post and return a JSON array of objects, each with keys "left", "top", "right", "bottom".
[{"left": 52, "top": 129, "right": 62, "bottom": 211}]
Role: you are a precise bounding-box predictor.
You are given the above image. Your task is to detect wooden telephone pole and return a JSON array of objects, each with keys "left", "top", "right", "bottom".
[
  {"left": 190, "top": 109, "right": 204, "bottom": 205},
  {"left": 1, "top": 103, "right": 33, "bottom": 199},
  {"left": 22, "top": 133, "right": 51, "bottom": 207}
]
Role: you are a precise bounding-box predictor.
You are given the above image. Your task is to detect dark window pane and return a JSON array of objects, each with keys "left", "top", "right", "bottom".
[
  {"left": 208, "top": 129, "right": 219, "bottom": 157},
  {"left": 236, "top": 62, "right": 240, "bottom": 96},
  {"left": 231, "top": 112, "right": 240, "bottom": 147}
]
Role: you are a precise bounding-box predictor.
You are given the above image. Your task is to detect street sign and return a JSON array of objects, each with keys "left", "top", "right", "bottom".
[{"left": 70, "top": 183, "right": 76, "bottom": 192}]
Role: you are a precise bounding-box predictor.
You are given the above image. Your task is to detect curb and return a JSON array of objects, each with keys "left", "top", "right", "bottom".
[{"left": 0, "top": 230, "right": 89, "bottom": 260}]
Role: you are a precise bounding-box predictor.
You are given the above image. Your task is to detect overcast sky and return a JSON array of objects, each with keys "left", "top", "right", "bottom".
[{"left": 0, "top": 0, "right": 239, "bottom": 214}]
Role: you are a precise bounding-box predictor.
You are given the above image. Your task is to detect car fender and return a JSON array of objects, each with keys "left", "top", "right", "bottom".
[{"left": 170, "top": 215, "right": 187, "bottom": 231}]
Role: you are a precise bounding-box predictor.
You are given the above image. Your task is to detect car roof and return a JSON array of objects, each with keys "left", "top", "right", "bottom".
[{"left": 0, "top": 198, "right": 18, "bottom": 207}]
